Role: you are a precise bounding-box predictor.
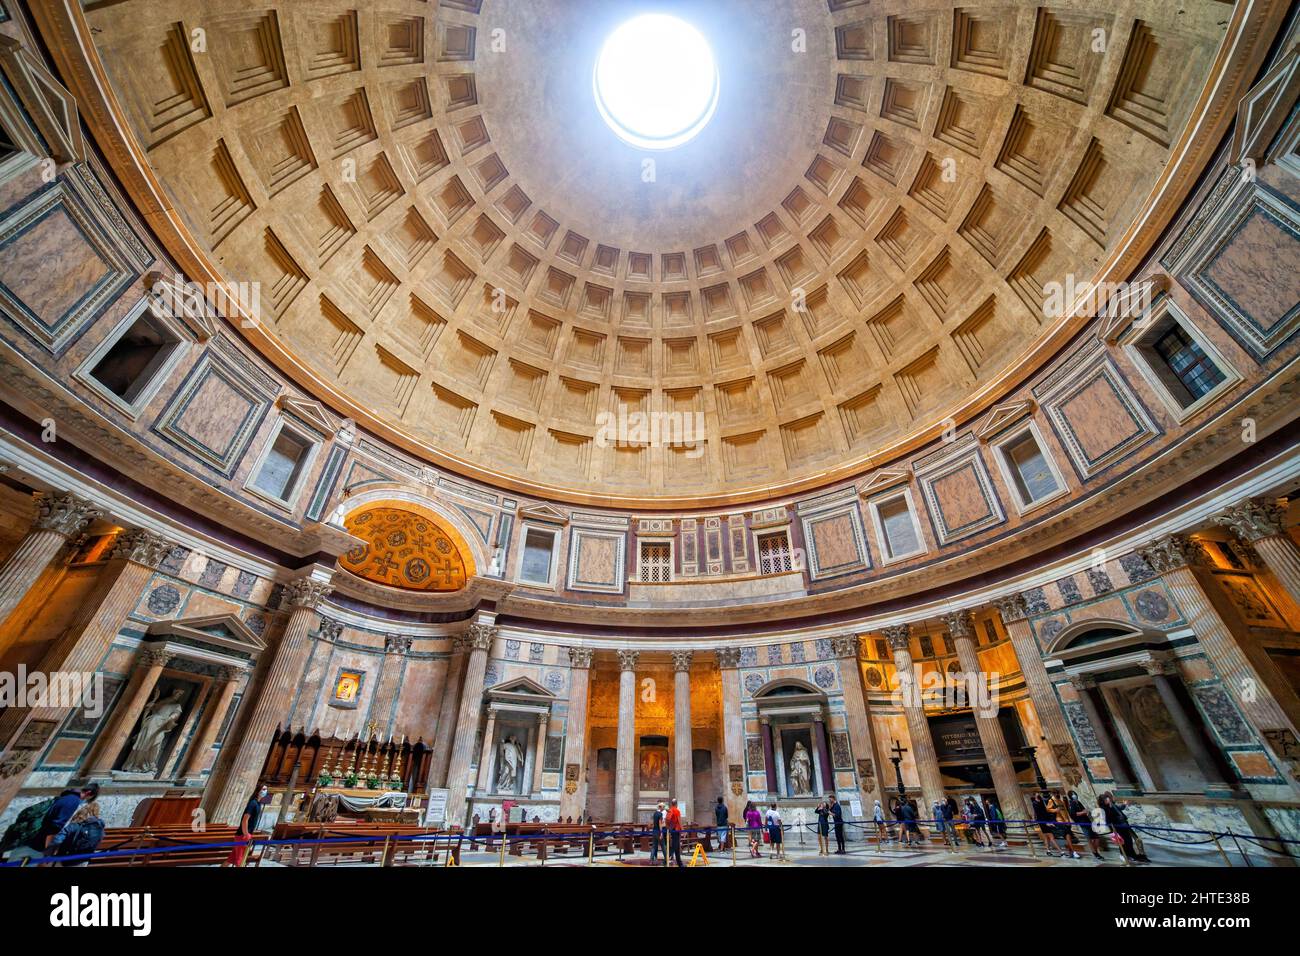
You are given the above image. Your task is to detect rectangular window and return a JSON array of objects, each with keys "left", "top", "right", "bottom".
[
  {"left": 84, "top": 308, "right": 183, "bottom": 410},
  {"left": 519, "top": 528, "right": 557, "bottom": 585},
  {"left": 251, "top": 427, "right": 312, "bottom": 502},
  {"left": 1152, "top": 324, "right": 1226, "bottom": 404},
  {"left": 1003, "top": 430, "right": 1060, "bottom": 505},
  {"left": 757, "top": 531, "right": 792, "bottom": 575},
  {"left": 638, "top": 541, "right": 672, "bottom": 582},
  {"left": 877, "top": 495, "right": 920, "bottom": 559}
]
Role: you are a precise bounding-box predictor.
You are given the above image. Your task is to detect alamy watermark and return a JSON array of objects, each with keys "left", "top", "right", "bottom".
[
  {"left": 893, "top": 664, "right": 1000, "bottom": 718},
  {"left": 0, "top": 667, "right": 103, "bottom": 717},
  {"left": 595, "top": 404, "right": 707, "bottom": 458}
]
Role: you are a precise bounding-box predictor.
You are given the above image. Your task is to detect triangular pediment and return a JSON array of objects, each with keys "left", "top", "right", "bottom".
[
  {"left": 858, "top": 469, "right": 910, "bottom": 497},
  {"left": 278, "top": 394, "right": 340, "bottom": 437},
  {"left": 488, "top": 676, "right": 554, "bottom": 699},
  {"left": 975, "top": 400, "right": 1036, "bottom": 441},
  {"left": 146, "top": 613, "right": 266, "bottom": 657},
  {"left": 518, "top": 504, "right": 569, "bottom": 526}
]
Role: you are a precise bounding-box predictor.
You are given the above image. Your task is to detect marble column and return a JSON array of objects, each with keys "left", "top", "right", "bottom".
[
  {"left": 0, "top": 527, "right": 176, "bottom": 815},
  {"left": 760, "top": 717, "right": 777, "bottom": 794},
  {"left": 716, "top": 647, "right": 745, "bottom": 820},
  {"left": 1069, "top": 675, "right": 1137, "bottom": 790},
  {"left": 531, "top": 711, "right": 549, "bottom": 796},
  {"left": 476, "top": 708, "right": 498, "bottom": 792},
  {"left": 993, "top": 594, "right": 1092, "bottom": 798},
  {"left": 442, "top": 622, "right": 495, "bottom": 828},
  {"left": 180, "top": 666, "right": 242, "bottom": 782},
  {"left": 0, "top": 491, "right": 100, "bottom": 627},
  {"left": 427, "top": 635, "right": 468, "bottom": 788},
  {"left": 831, "top": 633, "right": 881, "bottom": 802},
  {"left": 614, "top": 649, "right": 639, "bottom": 822},
  {"left": 84, "top": 646, "right": 173, "bottom": 776},
  {"left": 1143, "top": 659, "right": 1231, "bottom": 791},
  {"left": 884, "top": 624, "right": 946, "bottom": 809},
  {"left": 813, "top": 712, "right": 834, "bottom": 791},
  {"left": 944, "top": 611, "right": 1028, "bottom": 822},
  {"left": 1214, "top": 499, "right": 1300, "bottom": 617},
  {"left": 1138, "top": 534, "right": 1300, "bottom": 791},
  {"left": 672, "top": 650, "right": 693, "bottom": 822},
  {"left": 559, "top": 647, "right": 593, "bottom": 819},
  {"left": 209, "top": 570, "right": 334, "bottom": 824}
]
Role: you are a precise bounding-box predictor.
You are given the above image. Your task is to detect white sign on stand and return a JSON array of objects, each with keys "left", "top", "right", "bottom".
[
  {"left": 849, "top": 798, "right": 863, "bottom": 819},
  {"left": 425, "top": 788, "right": 449, "bottom": 825}
]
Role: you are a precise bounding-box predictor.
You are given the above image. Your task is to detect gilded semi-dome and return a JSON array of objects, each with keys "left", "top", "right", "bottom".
[{"left": 82, "top": 0, "right": 1229, "bottom": 503}]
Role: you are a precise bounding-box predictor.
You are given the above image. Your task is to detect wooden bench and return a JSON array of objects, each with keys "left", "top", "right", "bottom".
[
  {"left": 269, "top": 822, "right": 459, "bottom": 867},
  {"left": 84, "top": 825, "right": 241, "bottom": 867}
]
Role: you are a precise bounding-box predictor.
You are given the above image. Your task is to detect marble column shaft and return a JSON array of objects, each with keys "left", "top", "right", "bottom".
[
  {"left": 559, "top": 647, "right": 593, "bottom": 819},
  {"left": 813, "top": 716, "right": 834, "bottom": 791},
  {"left": 994, "top": 595, "right": 1092, "bottom": 798},
  {"left": 832, "top": 634, "right": 881, "bottom": 802},
  {"left": 476, "top": 709, "right": 498, "bottom": 792},
  {"left": 210, "top": 573, "right": 333, "bottom": 824},
  {"left": 85, "top": 647, "right": 171, "bottom": 776},
  {"left": 1070, "top": 677, "right": 1136, "bottom": 788},
  {"left": 531, "top": 712, "right": 549, "bottom": 795},
  {"left": 716, "top": 648, "right": 745, "bottom": 821},
  {"left": 427, "top": 637, "right": 468, "bottom": 788},
  {"left": 180, "top": 667, "right": 241, "bottom": 780},
  {"left": 1145, "top": 662, "right": 1229, "bottom": 788},
  {"left": 884, "top": 624, "right": 946, "bottom": 809},
  {"left": 0, "top": 529, "right": 172, "bottom": 816},
  {"left": 614, "top": 649, "right": 638, "bottom": 822},
  {"left": 672, "top": 651, "right": 693, "bottom": 822},
  {"left": 946, "top": 612, "right": 1028, "bottom": 822},
  {"left": 1139, "top": 534, "right": 1300, "bottom": 791},
  {"left": 761, "top": 718, "right": 777, "bottom": 794},
  {"left": 0, "top": 491, "right": 100, "bottom": 628},
  {"left": 442, "top": 623, "right": 495, "bottom": 828}
]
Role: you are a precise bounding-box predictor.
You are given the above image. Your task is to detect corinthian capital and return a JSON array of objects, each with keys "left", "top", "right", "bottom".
[
  {"left": 1137, "top": 534, "right": 1208, "bottom": 575},
  {"left": 616, "top": 649, "right": 640, "bottom": 671},
  {"left": 385, "top": 634, "right": 413, "bottom": 655},
  {"left": 465, "top": 622, "right": 497, "bottom": 651},
  {"left": 34, "top": 491, "right": 101, "bottom": 538},
  {"left": 830, "top": 634, "right": 861, "bottom": 659},
  {"left": 567, "top": 647, "right": 594, "bottom": 669},
  {"left": 992, "top": 594, "right": 1028, "bottom": 624},
  {"left": 1213, "top": 499, "right": 1287, "bottom": 544},
  {"left": 940, "top": 610, "right": 975, "bottom": 641},
  {"left": 881, "top": 624, "right": 911, "bottom": 652},
  {"left": 317, "top": 617, "right": 344, "bottom": 643},
  {"left": 715, "top": 647, "right": 742, "bottom": 669},
  {"left": 111, "top": 528, "right": 177, "bottom": 568},
  {"left": 671, "top": 650, "right": 693, "bottom": 672},
  {"left": 285, "top": 575, "right": 334, "bottom": 610}
]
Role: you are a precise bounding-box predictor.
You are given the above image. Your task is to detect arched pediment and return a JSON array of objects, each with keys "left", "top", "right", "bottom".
[
  {"left": 1046, "top": 619, "right": 1169, "bottom": 658},
  {"left": 753, "top": 677, "right": 827, "bottom": 702}
]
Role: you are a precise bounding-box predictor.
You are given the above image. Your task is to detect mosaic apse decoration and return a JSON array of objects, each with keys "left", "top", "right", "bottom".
[{"left": 341, "top": 505, "right": 471, "bottom": 591}]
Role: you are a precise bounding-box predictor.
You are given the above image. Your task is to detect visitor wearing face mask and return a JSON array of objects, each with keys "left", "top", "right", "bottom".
[{"left": 223, "top": 783, "right": 268, "bottom": 867}]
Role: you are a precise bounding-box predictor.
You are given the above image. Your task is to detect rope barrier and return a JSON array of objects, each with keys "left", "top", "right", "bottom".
[{"left": 3, "top": 817, "right": 1295, "bottom": 867}]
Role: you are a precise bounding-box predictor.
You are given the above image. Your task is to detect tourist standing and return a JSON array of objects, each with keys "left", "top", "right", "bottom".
[
  {"left": 1047, "top": 790, "right": 1081, "bottom": 859},
  {"left": 714, "top": 796, "right": 729, "bottom": 850},
  {"left": 765, "top": 803, "right": 785, "bottom": 861},
  {"left": 666, "top": 798, "right": 684, "bottom": 867},
  {"left": 983, "top": 795, "right": 1007, "bottom": 847},
  {"left": 223, "top": 783, "right": 266, "bottom": 867},
  {"left": 965, "top": 797, "right": 989, "bottom": 848},
  {"left": 1100, "top": 792, "right": 1149, "bottom": 863},
  {"left": 1032, "top": 793, "right": 1067, "bottom": 857},
  {"left": 650, "top": 801, "right": 665, "bottom": 862},
  {"left": 872, "top": 799, "right": 888, "bottom": 845},
  {"left": 1068, "top": 790, "right": 1104, "bottom": 860},
  {"left": 744, "top": 801, "right": 763, "bottom": 858},
  {"left": 829, "top": 793, "right": 846, "bottom": 853},
  {"left": 814, "top": 799, "right": 830, "bottom": 856},
  {"left": 898, "top": 798, "right": 921, "bottom": 848},
  {"left": 49, "top": 798, "right": 105, "bottom": 865}
]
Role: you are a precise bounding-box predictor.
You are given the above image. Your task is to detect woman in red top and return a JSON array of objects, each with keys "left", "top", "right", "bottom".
[{"left": 743, "top": 801, "right": 763, "bottom": 858}]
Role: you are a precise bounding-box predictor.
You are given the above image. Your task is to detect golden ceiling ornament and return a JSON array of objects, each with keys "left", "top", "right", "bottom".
[{"left": 340, "top": 505, "right": 471, "bottom": 593}]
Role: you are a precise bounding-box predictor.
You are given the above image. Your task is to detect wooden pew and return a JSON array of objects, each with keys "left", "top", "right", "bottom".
[{"left": 83, "top": 824, "right": 241, "bottom": 867}]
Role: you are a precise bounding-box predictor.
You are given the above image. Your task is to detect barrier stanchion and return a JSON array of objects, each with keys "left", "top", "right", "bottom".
[
  {"left": 587, "top": 826, "right": 595, "bottom": 865},
  {"left": 1229, "top": 830, "right": 1253, "bottom": 867},
  {"left": 1024, "top": 821, "right": 1037, "bottom": 859},
  {"left": 1212, "top": 833, "right": 1233, "bottom": 867},
  {"left": 499, "top": 831, "right": 506, "bottom": 867},
  {"left": 730, "top": 824, "right": 737, "bottom": 867}
]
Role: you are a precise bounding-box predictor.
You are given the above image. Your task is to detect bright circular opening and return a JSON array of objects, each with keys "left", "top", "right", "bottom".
[{"left": 594, "top": 14, "right": 719, "bottom": 150}]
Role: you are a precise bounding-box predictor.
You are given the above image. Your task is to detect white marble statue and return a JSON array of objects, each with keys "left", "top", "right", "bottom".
[
  {"left": 788, "top": 741, "right": 812, "bottom": 795},
  {"left": 122, "top": 687, "right": 185, "bottom": 773},
  {"left": 496, "top": 734, "right": 523, "bottom": 792}
]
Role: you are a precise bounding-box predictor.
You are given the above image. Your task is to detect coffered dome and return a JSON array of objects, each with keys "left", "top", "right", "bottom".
[{"left": 86, "top": 0, "right": 1229, "bottom": 504}]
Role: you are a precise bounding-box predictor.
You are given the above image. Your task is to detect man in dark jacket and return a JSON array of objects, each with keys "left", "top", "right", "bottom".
[
  {"left": 649, "top": 801, "right": 665, "bottom": 862},
  {"left": 12, "top": 783, "right": 98, "bottom": 861},
  {"left": 828, "top": 794, "right": 846, "bottom": 853},
  {"left": 713, "top": 796, "right": 729, "bottom": 849}
]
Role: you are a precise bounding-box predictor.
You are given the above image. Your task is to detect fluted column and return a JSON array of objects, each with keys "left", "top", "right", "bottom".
[
  {"left": 1214, "top": 498, "right": 1300, "bottom": 615},
  {"left": 443, "top": 622, "right": 495, "bottom": 827},
  {"left": 614, "top": 649, "right": 639, "bottom": 822},
  {"left": 884, "top": 624, "right": 946, "bottom": 809},
  {"left": 427, "top": 635, "right": 468, "bottom": 788},
  {"left": 180, "top": 666, "right": 242, "bottom": 782},
  {"left": 993, "top": 594, "right": 1092, "bottom": 797},
  {"left": 209, "top": 570, "right": 334, "bottom": 823},
  {"left": 531, "top": 711, "right": 549, "bottom": 795},
  {"left": 672, "top": 650, "right": 693, "bottom": 822},
  {"left": 0, "top": 491, "right": 100, "bottom": 627},
  {"left": 813, "top": 712, "right": 834, "bottom": 791},
  {"left": 0, "top": 527, "right": 176, "bottom": 815},
  {"left": 760, "top": 716, "right": 777, "bottom": 794},
  {"left": 831, "top": 634, "right": 881, "bottom": 802},
  {"left": 716, "top": 647, "right": 745, "bottom": 820},
  {"left": 1069, "top": 675, "right": 1137, "bottom": 789},
  {"left": 1143, "top": 659, "right": 1231, "bottom": 791},
  {"left": 475, "top": 709, "right": 498, "bottom": 792},
  {"left": 944, "top": 611, "right": 1028, "bottom": 822},
  {"left": 559, "top": 647, "right": 594, "bottom": 819},
  {"left": 84, "top": 646, "right": 172, "bottom": 776},
  {"left": 1138, "top": 534, "right": 1300, "bottom": 791}
]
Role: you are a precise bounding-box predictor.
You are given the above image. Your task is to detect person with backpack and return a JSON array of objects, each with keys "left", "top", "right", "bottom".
[
  {"left": 49, "top": 799, "right": 105, "bottom": 865},
  {"left": 983, "top": 795, "right": 1007, "bottom": 848},
  {"left": 3, "top": 783, "right": 98, "bottom": 862}
]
